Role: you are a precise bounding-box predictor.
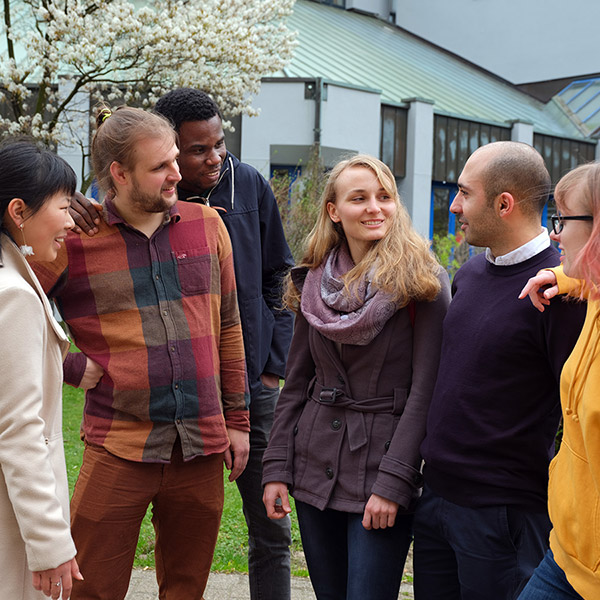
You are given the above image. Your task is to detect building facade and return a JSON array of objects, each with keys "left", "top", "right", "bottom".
[{"left": 232, "top": 0, "right": 597, "bottom": 238}]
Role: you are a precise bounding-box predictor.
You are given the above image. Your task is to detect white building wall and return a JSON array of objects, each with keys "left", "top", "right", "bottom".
[
  {"left": 394, "top": 0, "right": 599, "bottom": 84},
  {"left": 320, "top": 84, "right": 381, "bottom": 160},
  {"left": 57, "top": 78, "right": 91, "bottom": 191},
  {"left": 509, "top": 120, "right": 534, "bottom": 144},
  {"left": 241, "top": 81, "right": 314, "bottom": 177},
  {"left": 397, "top": 99, "right": 434, "bottom": 238},
  {"left": 347, "top": 0, "right": 392, "bottom": 19},
  {"left": 241, "top": 80, "right": 381, "bottom": 177}
]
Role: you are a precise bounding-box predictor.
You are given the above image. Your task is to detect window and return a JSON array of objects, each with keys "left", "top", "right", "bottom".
[
  {"left": 380, "top": 105, "right": 407, "bottom": 178},
  {"left": 433, "top": 115, "right": 510, "bottom": 183},
  {"left": 533, "top": 133, "right": 596, "bottom": 184},
  {"left": 312, "top": 0, "right": 345, "bottom": 6}
]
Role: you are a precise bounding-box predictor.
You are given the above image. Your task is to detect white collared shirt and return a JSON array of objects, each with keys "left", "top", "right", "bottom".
[{"left": 485, "top": 228, "right": 550, "bottom": 266}]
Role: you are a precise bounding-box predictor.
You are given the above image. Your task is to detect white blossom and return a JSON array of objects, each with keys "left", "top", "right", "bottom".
[{"left": 1, "top": 0, "right": 297, "bottom": 158}]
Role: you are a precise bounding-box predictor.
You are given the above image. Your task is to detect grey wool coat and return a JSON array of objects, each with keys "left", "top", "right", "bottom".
[{"left": 263, "top": 269, "right": 451, "bottom": 513}]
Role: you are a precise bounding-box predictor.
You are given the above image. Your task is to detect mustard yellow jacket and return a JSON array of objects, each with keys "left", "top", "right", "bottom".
[{"left": 548, "top": 266, "right": 600, "bottom": 598}]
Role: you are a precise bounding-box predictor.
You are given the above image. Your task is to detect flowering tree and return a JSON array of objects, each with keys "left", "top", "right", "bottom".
[{"left": 1, "top": 0, "right": 296, "bottom": 184}]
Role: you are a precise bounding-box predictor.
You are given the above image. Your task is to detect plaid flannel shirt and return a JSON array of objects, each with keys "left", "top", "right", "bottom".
[{"left": 34, "top": 199, "right": 249, "bottom": 463}]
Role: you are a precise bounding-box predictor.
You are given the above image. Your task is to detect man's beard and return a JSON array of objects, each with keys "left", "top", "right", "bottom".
[{"left": 130, "top": 180, "right": 177, "bottom": 214}]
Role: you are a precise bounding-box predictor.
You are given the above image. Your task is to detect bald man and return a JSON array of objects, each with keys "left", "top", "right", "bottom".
[{"left": 414, "top": 142, "right": 586, "bottom": 600}]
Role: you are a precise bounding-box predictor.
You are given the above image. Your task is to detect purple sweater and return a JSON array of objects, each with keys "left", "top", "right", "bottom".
[{"left": 421, "top": 247, "right": 586, "bottom": 511}]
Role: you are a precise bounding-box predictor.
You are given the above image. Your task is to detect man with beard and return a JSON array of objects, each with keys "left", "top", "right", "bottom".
[
  {"left": 71, "top": 89, "right": 295, "bottom": 600},
  {"left": 34, "top": 106, "right": 250, "bottom": 600}
]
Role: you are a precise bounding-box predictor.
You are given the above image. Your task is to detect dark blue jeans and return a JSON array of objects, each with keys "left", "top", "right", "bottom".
[
  {"left": 413, "top": 485, "right": 551, "bottom": 600},
  {"left": 236, "top": 384, "right": 292, "bottom": 600},
  {"left": 517, "top": 550, "right": 583, "bottom": 600},
  {"left": 295, "top": 499, "right": 413, "bottom": 600}
]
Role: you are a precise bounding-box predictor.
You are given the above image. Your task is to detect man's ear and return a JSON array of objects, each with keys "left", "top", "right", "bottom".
[
  {"left": 497, "top": 192, "right": 515, "bottom": 218},
  {"left": 109, "top": 161, "right": 129, "bottom": 187}
]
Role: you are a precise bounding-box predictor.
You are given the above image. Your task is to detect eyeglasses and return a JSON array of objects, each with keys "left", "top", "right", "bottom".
[{"left": 550, "top": 214, "right": 593, "bottom": 235}]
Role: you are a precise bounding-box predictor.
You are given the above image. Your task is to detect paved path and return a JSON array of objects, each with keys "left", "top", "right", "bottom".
[{"left": 125, "top": 569, "right": 414, "bottom": 599}]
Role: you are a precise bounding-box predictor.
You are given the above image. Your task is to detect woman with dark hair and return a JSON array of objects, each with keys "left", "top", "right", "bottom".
[
  {"left": 262, "top": 154, "right": 450, "bottom": 600},
  {"left": 0, "top": 141, "right": 82, "bottom": 599},
  {"left": 519, "top": 162, "right": 600, "bottom": 599}
]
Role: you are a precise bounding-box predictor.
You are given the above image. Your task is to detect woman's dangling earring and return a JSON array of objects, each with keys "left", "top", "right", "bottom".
[{"left": 19, "top": 223, "right": 34, "bottom": 256}]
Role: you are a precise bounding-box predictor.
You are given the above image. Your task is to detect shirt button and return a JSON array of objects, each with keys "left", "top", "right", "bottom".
[
  {"left": 174, "top": 383, "right": 179, "bottom": 390},
  {"left": 171, "top": 346, "right": 176, "bottom": 352},
  {"left": 155, "top": 274, "right": 160, "bottom": 280},
  {"left": 331, "top": 418, "right": 342, "bottom": 431},
  {"left": 163, "top": 310, "right": 168, "bottom": 316},
  {"left": 325, "top": 467, "right": 334, "bottom": 479},
  {"left": 176, "top": 418, "right": 182, "bottom": 424}
]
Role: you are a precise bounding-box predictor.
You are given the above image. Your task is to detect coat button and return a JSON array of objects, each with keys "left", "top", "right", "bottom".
[
  {"left": 293, "top": 425, "right": 298, "bottom": 435},
  {"left": 337, "top": 374, "right": 345, "bottom": 385},
  {"left": 325, "top": 467, "right": 334, "bottom": 479},
  {"left": 331, "top": 418, "right": 342, "bottom": 431},
  {"left": 384, "top": 440, "right": 391, "bottom": 451}
]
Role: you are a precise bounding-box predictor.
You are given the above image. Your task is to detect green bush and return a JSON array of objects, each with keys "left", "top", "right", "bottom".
[
  {"left": 432, "top": 233, "right": 475, "bottom": 281},
  {"left": 272, "top": 146, "right": 327, "bottom": 262}
]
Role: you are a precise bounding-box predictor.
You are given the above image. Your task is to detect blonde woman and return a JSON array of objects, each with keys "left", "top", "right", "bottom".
[{"left": 262, "top": 155, "right": 450, "bottom": 600}]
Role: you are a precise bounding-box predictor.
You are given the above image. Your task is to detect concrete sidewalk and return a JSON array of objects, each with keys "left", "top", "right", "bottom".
[{"left": 125, "top": 569, "right": 415, "bottom": 599}]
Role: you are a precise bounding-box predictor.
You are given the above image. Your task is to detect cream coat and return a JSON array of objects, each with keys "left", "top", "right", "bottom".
[{"left": 0, "top": 234, "right": 76, "bottom": 598}]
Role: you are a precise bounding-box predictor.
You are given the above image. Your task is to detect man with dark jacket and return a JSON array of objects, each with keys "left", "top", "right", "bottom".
[
  {"left": 73, "top": 89, "right": 295, "bottom": 600},
  {"left": 414, "top": 141, "right": 586, "bottom": 600},
  {"left": 155, "top": 89, "right": 295, "bottom": 600}
]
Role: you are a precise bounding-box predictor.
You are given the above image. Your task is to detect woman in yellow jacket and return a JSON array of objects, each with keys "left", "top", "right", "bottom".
[{"left": 519, "top": 162, "right": 600, "bottom": 599}]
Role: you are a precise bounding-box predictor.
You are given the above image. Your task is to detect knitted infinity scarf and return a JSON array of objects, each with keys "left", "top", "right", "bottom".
[{"left": 300, "top": 244, "right": 398, "bottom": 346}]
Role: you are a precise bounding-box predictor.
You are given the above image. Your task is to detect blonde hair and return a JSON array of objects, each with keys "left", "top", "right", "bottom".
[
  {"left": 285, "top": 154, "right": 442, "bottom": 310},
  {"left": 554, "top": 162, "right": 600, "bottom": 296},
  {"left": 91, "top": 105, "right": 177, "bottom": 194}
]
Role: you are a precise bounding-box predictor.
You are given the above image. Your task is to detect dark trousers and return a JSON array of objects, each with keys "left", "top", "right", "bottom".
[
  {"left": 70, "top": 442, "right": 223, "bottom": 600},
  {"left": 236, "top": 383, "right": 292, "bottom": 600},
  {"left": 413, "top": 485, "right": 551, "bottom": 600},
  {"left": 295, "top": 500, "right": 413, "bottom": 600}
]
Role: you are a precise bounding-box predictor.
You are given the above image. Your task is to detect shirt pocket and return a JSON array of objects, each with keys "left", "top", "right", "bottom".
[{"left": 172, "top": 248, "right": 212, "bottom": 296}]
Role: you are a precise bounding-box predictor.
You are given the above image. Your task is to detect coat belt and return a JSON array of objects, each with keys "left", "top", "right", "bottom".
[{"left": 309, "top": 380, "right": 399, "bottom": 452}]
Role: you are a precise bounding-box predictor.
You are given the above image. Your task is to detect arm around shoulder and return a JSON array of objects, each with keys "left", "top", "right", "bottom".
[{"left": 519, "top": 265, "right": 586, "bottom": 312}]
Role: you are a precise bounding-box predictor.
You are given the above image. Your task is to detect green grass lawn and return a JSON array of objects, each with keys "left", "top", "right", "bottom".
[{"left": 62, "top": 384, "right": 308, "bottom": 575}]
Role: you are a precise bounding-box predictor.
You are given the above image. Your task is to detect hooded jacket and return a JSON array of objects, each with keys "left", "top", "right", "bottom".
[
  {"left": 178, "top": 152, "right": 294, "bottom": 397},
  {"left": 547, "top": 266, "right": 600, "bottom": 598}
]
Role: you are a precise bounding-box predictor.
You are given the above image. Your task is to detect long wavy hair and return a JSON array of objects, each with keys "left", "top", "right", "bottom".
[
  {"left": 554, "top": 162, "right": 600, "bottom": 297},
  {"left": 284, "top": 154, "right": 441, "bottom": 310}
]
